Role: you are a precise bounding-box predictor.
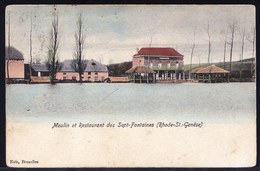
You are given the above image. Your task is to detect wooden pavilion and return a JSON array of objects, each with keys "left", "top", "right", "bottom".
[
  {"left": 125, "top": 66, "right": 156, "bottom": 83},
  {"left": 191, "top": 65, "right": 230, "bottom": 83}
]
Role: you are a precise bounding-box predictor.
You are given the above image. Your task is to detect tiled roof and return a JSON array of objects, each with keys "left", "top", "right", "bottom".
[
  {"left": 195, "top": 65, "right": 229, "bottom": 74},
  {"left": 61, "top": 59, "right": 108, "bottom": 72},
  {"left": 134, "top": 47, "right": 183, "bottom": 57},
  {"left": 31, "top": 59, "right": 108, "bottom": 72},
  {"left": 5, "top": 46, "right": 24, "bottom": 60},
  {"left": 31, "top": 64, "right": 49, "bottom": 72}
]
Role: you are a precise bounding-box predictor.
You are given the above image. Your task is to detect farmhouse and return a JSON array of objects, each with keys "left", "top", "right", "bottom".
[
  {"left": 5, "top": 46, "right": 24, "bottom": 79},
  {"left": 56, "top": 59, "right": 108, "bottom": 82},
  {"left": 131, "top": 47, "right": 184, "bottom": 81}
]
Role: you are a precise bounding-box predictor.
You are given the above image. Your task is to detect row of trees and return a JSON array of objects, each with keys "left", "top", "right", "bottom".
[
  {"left": 6, "top": 9, "right": 256, "bottom": 83},
  {"left": 6, "top": 8, "right": 87, "bottom": 84},
  {"left": 46, "top": 11, "right": 87, "bottom": 84},
  {"left": 188, "top": 20, "right": 256, "bottom": 80}
]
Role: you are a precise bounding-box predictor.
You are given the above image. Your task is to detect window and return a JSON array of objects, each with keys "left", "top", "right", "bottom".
[
  {"left": 95, "top": 72, "right": 98, "bottom": 75},
  {"left": 88, "top": 72, "right": 91, "bottom": 75},
  {"left": 149, "top": 62, "right": 153, "bottom": 68},
  {"left": 167, "top": 62, "right": 171, "bottom": 69},
  {"left": 95, "top": 76, "right": 98, "bottom": 81},
  {"left": 158, "top": 63, "right": 162, "bottom": 68},
  {"left": 72, "top": 76, "right": 76, "bottom": 80},
  {"left": 88, "top": 76, "right": 91, "bottom": 81},
  {"left": 63, "top": 72, "right": 66, "bottom": 75}
]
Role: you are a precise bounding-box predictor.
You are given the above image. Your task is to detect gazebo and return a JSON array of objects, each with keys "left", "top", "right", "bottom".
[
  {"left": 125, "top": 66, "right": 156, "bottom": 83},
  {"left": 192, "top": 65, "right": 230, "bottom": 83}
]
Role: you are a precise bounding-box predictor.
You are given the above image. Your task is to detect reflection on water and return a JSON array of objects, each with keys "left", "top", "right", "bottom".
[{"left": 6, "top": 83, "right": 256, "bottom": 123}]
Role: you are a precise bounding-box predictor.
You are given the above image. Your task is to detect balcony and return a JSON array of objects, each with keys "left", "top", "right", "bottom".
[{"left": 149, "top": 65, "right": 184, "bottom": 71}]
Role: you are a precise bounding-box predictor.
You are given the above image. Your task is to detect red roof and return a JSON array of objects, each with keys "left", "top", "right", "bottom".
[{"left": 134, "top": 47, "right": 183, "bottom": 57}]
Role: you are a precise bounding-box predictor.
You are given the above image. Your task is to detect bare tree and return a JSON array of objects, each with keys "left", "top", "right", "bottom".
[
  {"left": 46, "top": 13, "right": 61, "bottom": 84},
  {"left": 246, "top": 26, "right": 256, "bottom": 58},
  {"left": 6, "top": 12, "right": 11, "bottom": 83},
  {"left": 221, "top": 29, "right": 227, "bottom": 70},
  {"left": 189, "top": 30, "right": 196, "bottom": 79},
  {"left": 239, "top": 27, "right": 245, "bottom": 80},
  {"left": 71, "top": 13, "right": 87, "bottom": 83},
  {"left": 29, "top": 14, "right": 33, "bottom": 83},
  {"left": 246, "top": 26, "right": 256, "bottom": 78},
  {"left": 227, "top": 20, "right": 237, "bottom": 72},
  {"left": 223, "top": 36, "right": 227, "bottom": 69},
  {"left": 205, "top": 22, "right": 211, "bottom": 64}
]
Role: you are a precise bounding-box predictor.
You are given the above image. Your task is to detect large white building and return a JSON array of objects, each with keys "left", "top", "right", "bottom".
[{"left": 132, "top": 47, "right": 184, "bottom": 80}]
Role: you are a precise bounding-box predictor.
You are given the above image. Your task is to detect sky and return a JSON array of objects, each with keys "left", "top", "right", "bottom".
[{"left": 6, "top": 5, "right": 255, "bottom": 65}]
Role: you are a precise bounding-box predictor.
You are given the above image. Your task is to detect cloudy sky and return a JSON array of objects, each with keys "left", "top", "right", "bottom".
[{"left": 6, "top": 5, "right": 255, "bottom": 65}]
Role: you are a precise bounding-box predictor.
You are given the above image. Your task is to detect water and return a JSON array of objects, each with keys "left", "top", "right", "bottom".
[{"left": 6, "top": 83, "right": 256, "bottom": 124}]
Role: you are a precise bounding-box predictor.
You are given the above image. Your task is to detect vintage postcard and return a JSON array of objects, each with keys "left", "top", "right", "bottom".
[{"left": 6, "top": 5, "right": 256, "bottom": 167}]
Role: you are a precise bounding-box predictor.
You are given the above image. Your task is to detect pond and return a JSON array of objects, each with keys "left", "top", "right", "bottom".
[{"left": 6, "top": 82, "right": 256, "bottom": 124}]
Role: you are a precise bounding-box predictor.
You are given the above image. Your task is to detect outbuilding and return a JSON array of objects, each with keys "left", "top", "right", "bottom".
[
  {"left": 125, "top": 66, "right": 156, "bottom": 83},
  {"left": 5, "top": 46, "right": 24, "bottom": 80},
  {"left": 192, "top": 65, "right": 230, "bottom": 83}
]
